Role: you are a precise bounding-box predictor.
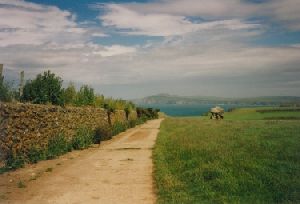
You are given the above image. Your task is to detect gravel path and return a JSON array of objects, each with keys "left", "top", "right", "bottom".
[{"left": 0, "top": 119, "right": 163, "bottom": 204}]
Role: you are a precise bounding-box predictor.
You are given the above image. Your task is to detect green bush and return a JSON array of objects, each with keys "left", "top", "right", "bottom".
[
  {"left": 94, "top": 94, "right": 105, "bottom": 107},
  {"left": 94, "top": 126, "right": 113, "bottom": 143},
  {"left": 22, "top": 70, "right": 64, "bottom": 105},
  {"left": 136, "top": 116, "right": 148, "bottom": 125},
  {"left": 136, "top": 107, "right": 159, "bottom": 120},
  {"left": 128, "top": 120, "right": 137, "bottom": 128},
  {"left": 62, "top": 82, "right": 77, "bottom": 105},
  {"left": 74, "top": 85, "right": 95, "bottom": 106},
  {"left": 5, "top": 150, "right": 25, "bottom": 170},
  {"left": 104, "top": 98, "right": 135, "bottom": 111},
  {"left": 27, "top": 146, "right": 46, "bottom": 163},
  {"left": 72, "top": 127, "right": 95, "bottom": 150},
  {"left": 112, "top": 122, "right": 128, "bottom": 136},
  {"left": 47, "top": 132, "right": 71, "bottom": 159},
  {"left": 0, "top": 77, "right": 15, "bottom": 102}
]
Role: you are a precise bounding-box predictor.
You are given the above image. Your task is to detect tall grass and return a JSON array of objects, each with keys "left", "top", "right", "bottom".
[
  {"left": 112, "top": 122, "right": 128, "bottom": 136},
  {"left": 47, "top": 132, "right": 72, "bottom": 159},
  {"left": 71, "top": 127, "right": 95, "bottom": 150},
  {"left": 154, "top": 117, "right": 300, "bottom": 203}
]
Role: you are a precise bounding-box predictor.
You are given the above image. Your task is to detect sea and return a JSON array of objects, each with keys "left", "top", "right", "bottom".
[{"left": 139, "top": 104, "right": 264, "bottom": 117}]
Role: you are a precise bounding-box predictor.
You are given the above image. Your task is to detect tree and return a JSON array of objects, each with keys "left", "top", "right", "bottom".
[
  {"left": 62, "top": 82, "right": 77, "bottom": 105},
  {"left": 22, "top": 70, "right": 63, "bottom": 105},
  {"left": 94, "top": 94, "right": 105, "bottom": 107},
  {"left": 74, "top": 85, "right": 95, "bottom": 106},
  {"left": 0, "top": 76, "right": 13, "bottom": 102}
]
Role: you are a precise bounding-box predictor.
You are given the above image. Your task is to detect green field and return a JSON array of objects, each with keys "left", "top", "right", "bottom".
[
  {"left": 154, "top": 108, "right": 300, "bottom": 203},
  {"left": 224, "top": 107, "right": 300, "bottom": 121}
]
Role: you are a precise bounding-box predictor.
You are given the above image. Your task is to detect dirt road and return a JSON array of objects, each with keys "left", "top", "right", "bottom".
[{"left": 0, "top": 119, "right": 163, "bottom": 204}]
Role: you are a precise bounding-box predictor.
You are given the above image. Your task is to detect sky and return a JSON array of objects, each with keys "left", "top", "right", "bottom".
[{"left": 0, "top": 0, "right": 300, "bottom": 99}]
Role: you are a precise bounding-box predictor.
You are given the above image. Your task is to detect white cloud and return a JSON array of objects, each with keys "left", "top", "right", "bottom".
[
  {"left": 91, "top": 32, "right": 108, "bottom": 37},
  {"left": 265, "top": 0, "right": 300, "bottom": 30},
  {"left": 93, "top": 45, "right": 136, "bottom": 57},
  {"left": 0, "top": 0, "right": 109, "bottom": 47},
  {"left": 121, "top": 0, "right": 257, "bottom": 18},
  {"left": 100, "top": 4, "right": 197, "bottom": 36},
  {"left": 0, "top": 0, "right": 139, "bottom": 85},
  {"left": 1, "top": 0, "right": 300, "bottom": 97},
  {"left": 96, "top": 0, "right": 300, "bottom": 32},
  {"left": 100, "top": 4, "right": 261, "bottom": 37},
  {"left": 3, "top": 37, "right": 300, "bottom": 88},
  {"left": 0, "top": 0, "right": 86, "bottom": 47}
]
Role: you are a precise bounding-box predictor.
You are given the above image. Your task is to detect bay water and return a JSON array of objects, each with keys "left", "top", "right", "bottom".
[{"left": 139, "top": 104, "right": 263, "bottom": 117}]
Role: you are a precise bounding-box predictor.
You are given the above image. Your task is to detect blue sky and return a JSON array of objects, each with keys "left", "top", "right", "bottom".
[
  {"left": 24, "top": 0, "right": 300, "bottom": 46},
  {"left": 27, "top": 0, "right": 161, "bottom": 46},
  {"left": 0, "top": 0, "right": 300, "bottom": 98}
]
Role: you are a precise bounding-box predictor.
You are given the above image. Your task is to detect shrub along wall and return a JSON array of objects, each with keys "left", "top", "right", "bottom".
[{"left": 0, "top": 102, "right": 137, "bottom": 169}]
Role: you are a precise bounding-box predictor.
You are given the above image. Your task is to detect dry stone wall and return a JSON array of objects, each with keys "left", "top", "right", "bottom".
[{"left": 0, "top": 103, "right": 137, "bottom": 164}]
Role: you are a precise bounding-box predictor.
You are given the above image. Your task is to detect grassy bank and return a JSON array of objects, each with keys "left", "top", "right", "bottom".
[
  {"left": 224, "top": 107, "right": 300, "bottom": 120},
  {"left": 154, "top": 108, "right": 300, "bottom": 203}
]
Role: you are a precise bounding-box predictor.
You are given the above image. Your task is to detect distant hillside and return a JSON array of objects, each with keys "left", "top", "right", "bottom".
[{"left": 133, "top": 94, "right": 300, "bottom": 106}]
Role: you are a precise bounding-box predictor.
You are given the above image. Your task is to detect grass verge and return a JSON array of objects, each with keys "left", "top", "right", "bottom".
[
  {"left": 154, "top": 116, "right": 300, "bottom": 203},
  {"left": 224, "top": 107, "right": 300, "bottom": 120}
]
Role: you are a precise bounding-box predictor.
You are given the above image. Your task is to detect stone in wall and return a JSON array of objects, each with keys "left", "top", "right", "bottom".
[{"left": 0, "top": 102, "right": 138, "bottom": 164}]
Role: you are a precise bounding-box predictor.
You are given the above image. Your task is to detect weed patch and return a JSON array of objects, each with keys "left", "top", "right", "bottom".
[
  {"left": 5, "top": 150, "right": 25, "bottom": 170},
  {"left": 17, "top": 180, "right": 26, "bottom": 188},
  {"left": 45, "top": 167, "right": 53, "bottom": 172},
  {"left": 94, "top": 126, "right": 112, "bottom": 142},
  {"left": 0, "top": 167, "right": 8, "bottom": 174},
  {"left": 28, "top": 146, "right": 46, "bottom": 163},
  {"left": 112, "top": 122, "right": 127, "bottom": 136},
  {"left": 72, "top": 126, "right": 94, "bottom": 150},
  {"left": 128, "top": 120, "right": 137, "bottom": 128},
  {"left": 47, "top": 132, "right": 71, "bottom": 159}
]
